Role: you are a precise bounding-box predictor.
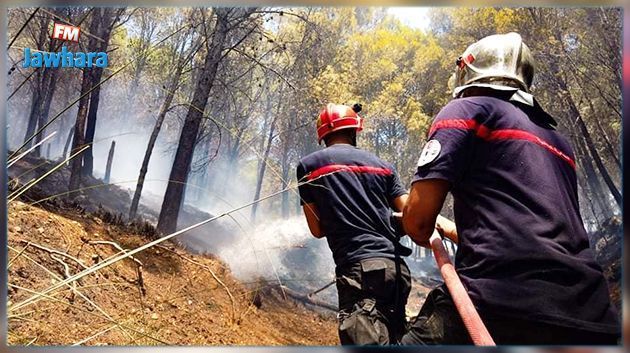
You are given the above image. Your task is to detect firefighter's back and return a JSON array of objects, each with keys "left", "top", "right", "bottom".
[{"left": 297, "top": 144, "right": 406, "bottom": 267}]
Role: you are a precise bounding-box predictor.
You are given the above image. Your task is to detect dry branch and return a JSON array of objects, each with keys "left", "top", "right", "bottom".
[
  {"left": 19, "top": 239, "right": 88, "bottom": 269},
  {"left": 154, "top": 244, "right": 236, "bottom": 324},
  {"left": 8, "top": 283, "right": 168, "bottom": 345},
  {"left": 279, "top": 285, "right": 337, "bottom": 312},
  {"left": 89, "top": 240, "right": 145, "bottom": 296},
  {"left": 7, "top": 245, "right": 136, "bottom": 342}
]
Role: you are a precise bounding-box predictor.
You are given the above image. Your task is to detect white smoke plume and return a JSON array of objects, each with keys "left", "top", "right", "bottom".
[{"left": 214, "top": 217, "right": 336, "bottom": 296}]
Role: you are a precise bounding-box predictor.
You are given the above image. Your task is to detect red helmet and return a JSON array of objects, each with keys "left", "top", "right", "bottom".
[{"left": 316, "top": 103, "right": 363, "bottom": 143}]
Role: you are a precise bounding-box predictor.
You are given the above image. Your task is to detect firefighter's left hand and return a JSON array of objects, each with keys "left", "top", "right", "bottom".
[{"left": 391, "top": 211, "right": 405, "bottom": 236}]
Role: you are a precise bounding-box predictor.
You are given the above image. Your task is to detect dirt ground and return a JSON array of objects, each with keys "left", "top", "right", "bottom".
[
  {"left": 7, "top": 201, "right": 338, "bottom": 345},
  {"left": 6, "top": 153, "right": 440, "bottom": 346}
]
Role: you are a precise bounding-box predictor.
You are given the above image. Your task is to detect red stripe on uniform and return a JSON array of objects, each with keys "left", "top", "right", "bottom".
[
  {"left": 428, "top": 119, "right": 478, "bottom": 136},
  {"left": 429, "top": 118, "right": 576, "bottom": 169},
  {"left": 306, "top": 164, "right": 392, "bottom": 181}
]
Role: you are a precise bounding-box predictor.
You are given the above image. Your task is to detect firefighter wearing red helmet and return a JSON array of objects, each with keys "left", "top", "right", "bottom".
[
  {"left": 401, "top": 32, "right": 619, "bottom": 345},
  {"left": 297, "top": 103, "right": 412, "bottom": 345},
  {"left": 315, "top": 103, "right": 364, "bottom": 144}
]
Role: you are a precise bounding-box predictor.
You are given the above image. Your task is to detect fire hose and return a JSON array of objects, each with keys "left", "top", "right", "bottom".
[{"left": 429, "top": 232, "right": 496, "bottom": 346}]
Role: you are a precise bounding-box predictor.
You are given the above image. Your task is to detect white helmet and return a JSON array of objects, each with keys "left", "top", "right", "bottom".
[{"left": 452, "top": 32, "right": 535, "bottom": 98}]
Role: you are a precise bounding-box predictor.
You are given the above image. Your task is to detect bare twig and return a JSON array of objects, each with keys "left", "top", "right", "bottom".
[
  {"left": 229, "top": 46, "right": 295, "bottom": 90},
  {"left": 280, "top": 285, "right": 337, "bottom": 311},
  {"left": 154, "top": 244, "right": 237, "bottom": 324},
  {"left": 7, "top": 245, "right": 135, "bottom": 342},
  {"left": 19, "top": 239, "right": 88, "bottom": 269},
  {"left": 25, "top": 336, "right": 39, "bottom": 346},
  {"left": 8, "top": 243, "right": 30, "bottom": 268},
  {"left": 307, "top": 280, "right": 336, "bottom": 298},
  {"left": 89, "top": 241, "right": 145, "bottom": 296},
  {"left": 50, "top": 253, "right": 77, "bottom": 302},
  {"left": 8, "top": 145, "right": 90, "bottom": 202},
  {"left": 72, "top": 323, "right": 119, "bottom": 346}
]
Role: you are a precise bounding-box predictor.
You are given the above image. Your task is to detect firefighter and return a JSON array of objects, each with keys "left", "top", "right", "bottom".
[
  {"left": 297, "top": 103, "right": 412, "bottom": 345},
  {"left": 400, "top": 32, "right": 620, "bottom": 345}
]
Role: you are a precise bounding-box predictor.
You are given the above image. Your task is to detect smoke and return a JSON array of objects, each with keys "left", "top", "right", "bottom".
[
  {"left": 185, "top": 215, "right": 441, "bottom": 307},
  {"left": 215, "top": 217, "right": 334, "bottom": 284},
  {"left": 178, "top": 216, "right": 337, "bottom": 304},
  {"left": 89, "top": 128, "right": 175, "bottom": 198}
]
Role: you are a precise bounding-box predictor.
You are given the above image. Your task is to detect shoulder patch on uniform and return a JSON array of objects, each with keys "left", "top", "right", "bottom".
[{"left": 417, "top": 139, "right": 441, "bottom": 167}]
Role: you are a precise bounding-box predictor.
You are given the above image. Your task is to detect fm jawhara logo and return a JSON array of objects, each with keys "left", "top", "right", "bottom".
[{"left": 22, "top": 21, "right": 108, "bottom": 68}]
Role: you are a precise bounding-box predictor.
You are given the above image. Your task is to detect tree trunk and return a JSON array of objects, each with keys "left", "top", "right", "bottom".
[
  {"left": 564, "top": 88, "right": 621, "bottom": 208},
  {"left": 583, "top": 93, "right": 620, "bottom": 168},
  {"left": 68, "top": 9, "right": 103, "bottom": 191},
  {"left": 33, "top": 10, "right": 65, "bottom": 157},
  {"left": 104, "top": 140, "right": 116, "bottom": 184},
  {"left": 82, "top": 68, "right": 103, "bottom": 176},
  {"left": 573, "top": 136, "right": 612, "bottom": 217},
  {"left": 22, "top": 15, "right": 48, "bottom": 148},
  {"left": 63, "top": 125, "right": 74, "bottom": 160},
  {"left": 23, "top": 89, "right": 42, "bottom": 147},
  {"left": 545, "top": 14, "right": 621, "bottom": 209},
  {"left": 34, "top": 67, "right": 59, "bottom": 157},
  {"left": 156, "top": 9, "right": 231, "bottom": 234},
  {"left": 251, "top": 118, "right": 276, "bottom": 222},
  {"left": 129, "top": 62, "right": 185, "bottom": 220},
  {"left": 68, "top": 67, "right": 93, "bottom": 191},
  {"left": 83, "top": 9, "right": 117, "bottom": 176}
]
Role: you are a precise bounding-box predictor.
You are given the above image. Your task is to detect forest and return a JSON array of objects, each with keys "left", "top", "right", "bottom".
[
  {"left": 7, "top": 7, "right": 621, "bottom": 229},
  {"left": 5, "top": 6, "right": 622, "bottom": 345}
]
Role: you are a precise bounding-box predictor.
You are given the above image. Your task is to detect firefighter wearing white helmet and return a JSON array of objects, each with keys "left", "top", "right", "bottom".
[
  {"left": 401, "top": 33, "right": 619, "bottom": 344},
  {"left": 448, "top": 32, "right": 537, "bottom": 107},
  {"left": 453, "top": 33, "right": 534, "bottom": 92}
]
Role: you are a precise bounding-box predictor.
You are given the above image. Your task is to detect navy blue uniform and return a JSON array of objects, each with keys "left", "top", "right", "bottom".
[
  {"left": 405, "top": 95, "right": 619, "bottom": 344},
  {"left": 297, "top": 144, "right": 407, "bottom": 267},
  {"left": 297, "top": 143, "right": 411, "bottom": 344}
]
